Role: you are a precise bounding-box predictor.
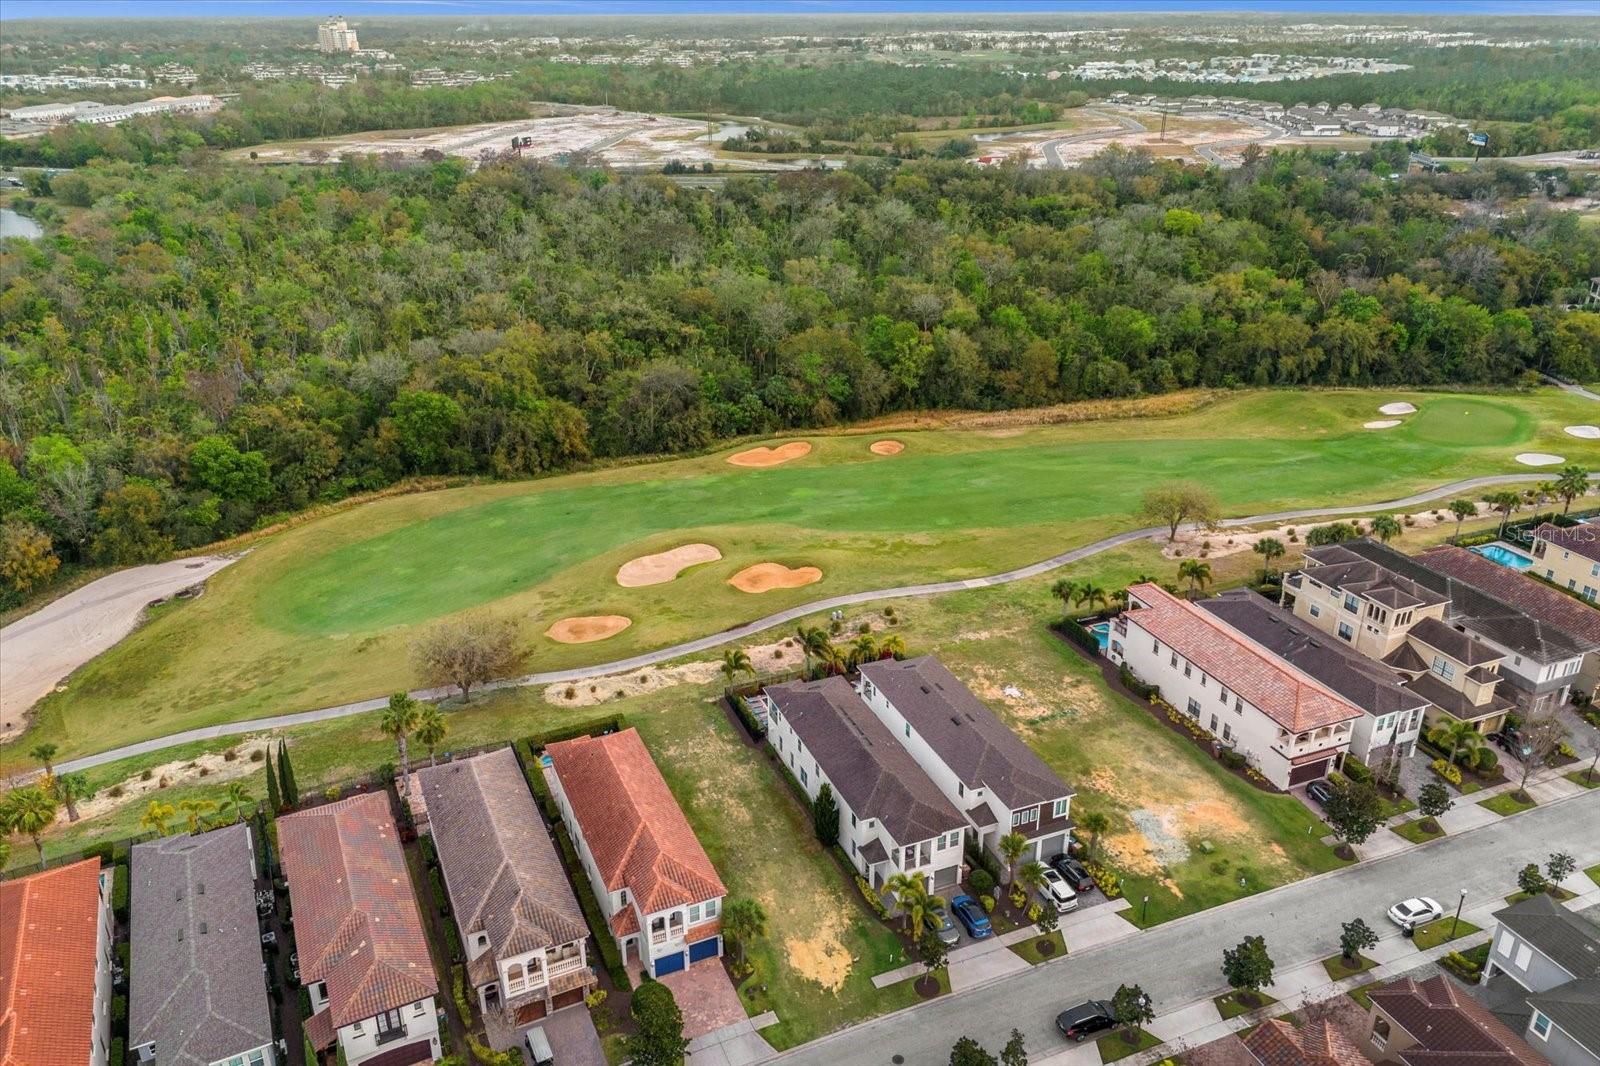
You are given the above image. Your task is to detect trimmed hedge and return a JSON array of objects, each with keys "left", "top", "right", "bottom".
[
  {"left": 112, "top": 862, "right": 129, "bottom": 920},
  {"left": 1475, "top": 747, "right": 1499, "bottom": 774},
  {"left": 526, "top": 714, "right": 629, "bottom": 751},
  {"left": 1118, "top": 663, "right": 1159, "bottom": 702},
  {"left": 730, "top": 694, "right": 767, "bottom": 739},
  {"left": 1430, "top": 759, "right": 1463, "bottom": 786},
  {"left": 1055, "top": 617, "right": 1101, "bottom": 656},
  {"left": 1343, "top": 757, "right": 1374, "bottom": 786}
]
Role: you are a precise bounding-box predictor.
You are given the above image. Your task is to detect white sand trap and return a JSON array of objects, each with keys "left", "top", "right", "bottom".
[
  {"left": 1516, "top": 452, "right": 1564, "bottom": 467},
  {"left": 1364, "top": 420, "right": 1402, "bottom": 430},
  {"left": 616, "top": 542, "right": 722, "bottom": 587},
  {"left": 546, "top": 615, "right": 632, "bottom": 643},
  {"left": 1379, "top": 402, "right": 1417, "bottom": 416},
  {"left": 1565, "top": 425, "right": 1600, "bottom": 440}
]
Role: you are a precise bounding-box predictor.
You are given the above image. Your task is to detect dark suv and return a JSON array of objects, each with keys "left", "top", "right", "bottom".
[
  {"left": 1051, "top": 855, "right": 1096, "bottom": 893},
  {"left": 1056, "top": 1000, "right": 1116, "bottom": 1041},
  {"left": 1306, "top": 779, "right": 1336, "bottom": 807},
  {"left": 1492, "top": 725, "right": 1532, "bottom": 759}
]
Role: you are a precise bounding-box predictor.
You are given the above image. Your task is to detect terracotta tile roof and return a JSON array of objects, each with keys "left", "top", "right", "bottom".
[
  {"left": 546, "top": 728, "right": 725, "bottom": 914},
  {"left": 1419, "top": 546, "right": 1600, "bottom": 649},
  {"left": 302, "top": 1006, "right": 335, "bottom": 1051},
  {"left": 414, "top": 748, "right": 588, "bottom": 963},
  {"left": 0, "top": 858, "right": 106, "bottom": 1066},
  {"left": 1124, "top": 583, "right": 1363, "bottom": 732},
  {"left": 1368, "top": 974, "right": 1549, "bottom": 1065},
  {"left": 1243, "top": 1017, "right": 1367, "bottom": 1065},
  {"left": 277, "top": 792, "right": 438, "bottom": 1029},
  {"left": 1532, "top": 522, "right": 1600, "bottom": 564}
]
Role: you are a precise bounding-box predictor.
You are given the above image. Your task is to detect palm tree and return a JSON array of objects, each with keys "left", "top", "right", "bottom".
[
  {"left": 1017, "top": 860, "right": 1048, "bottom": 901},
  {"left": 414, "top": 705, "right": 449, "bottom": 768},
  {"left": 1079, "top": 811, "right": 1111, "bottom": 862},
  {"left": 3, "top": 786, "right": 58, "bottom": 867},
  {"left": 140, "top": 799, "right": 176, "bottom": 838},
  {"left": 178, "top": 798, "right": 218, "bottom": 834},
  {"left": 998, "top": 831, "right": 1028, "bottom": 886},
  {"left": 29, "top": 743, "right": 58, "bottom": 777},
  {"left": 1482, "top": 490, "right": 1522, "bottom": 538},
  {"left": 720, "top": 647, "right": 754, "bottom": 686},
  {"left": 795, "top": 625, "right": 830, "bottom": 674},
  {"left": 1448, "top": 498, "right": 1477, "bottom": 541},
  {"left": 52, "top": 772, "right": 94, "bottom": 823},
  {"left": 885, "top": 874, "right": 945, "bottom": 940},
  {"left": 722, "top": 897, "right": 768, "bottom": 964},
  {"left": 819, "top": 642, "right": 847, "bottom": 677},
  {"left": 1051, "top": 578, "right": 1081, "bottom": 615},
  {"left": 849, "top": 634, "right": 878, "bottom": 669},
  {"left": 1438, "top": 718, "right": 1486, "bottom": 769},
  {"left": 1074, "top": 584, "right": 1109, "bottom": 613},
  {"left": 220, "top": 781, "right": 252, "bottom": 824},
  {"left": 381, "top": 692, "right": 423, "bottom": 782},
  {"left": 0, "top": 836, "right": 9, "bottom": 872},
  {"left": 1252, "top": 537, "right": 1286, "bottom": 578},
  {"left": 1369, "top": 514, "right": 1402, "bottom": 543},
  {"left": 878, "top": 633, "right": 907, "bottom": 660},
  {"left": 1177, "top": 559, "right": 1213, "bottom": 599},
  {"left": 1556, "top": 465, "right": 1591, "bottom": 514}
]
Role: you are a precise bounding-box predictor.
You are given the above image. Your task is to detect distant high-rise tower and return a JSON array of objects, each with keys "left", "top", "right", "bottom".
[{"left": 317, "top": 16, "right": 359, "bottom": 53}]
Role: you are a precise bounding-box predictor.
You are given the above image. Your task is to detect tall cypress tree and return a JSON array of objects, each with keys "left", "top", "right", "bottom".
[
  {"left": 265, "top": 746, "right": 281, "bottom": 814},
  {"left": 278, "top": 740, "right": 299, "bottom": 807}
]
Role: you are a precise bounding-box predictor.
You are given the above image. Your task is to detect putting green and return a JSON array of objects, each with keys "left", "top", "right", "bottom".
[{"left": 8, "top": 387, "right": 1597, "bottom": 772}]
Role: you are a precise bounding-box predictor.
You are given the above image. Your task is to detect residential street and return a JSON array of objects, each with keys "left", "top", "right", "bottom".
[{"left": 772, "top": 788, "right": 1600, "bottom": 1066}]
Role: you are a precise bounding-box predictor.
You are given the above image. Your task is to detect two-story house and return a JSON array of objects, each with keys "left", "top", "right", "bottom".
[
  {"left": 855, "top": 655, "right": 1076, "bottom": 873},
  {"left": 414, "top": 747, "right": 596, "bottom": 1026},
  {"left": 545, "top": 728, "right": 726, "bottom": 980},
  {"left": 1113, "top": 582, "right": 1362, "bottom": 789},
  {"left": 1200, "top": 588, "right": 1431, "bottom": 762},
  {"left": 0, "top": 858, "right": 115, "bottom": 1066},
  {"left": 763, "top": 675, "right": 969, "bottom": 894},
  {"left": 1484, "top": 893, "right": 1600, "bottom": 1066},
  {"left": 1530, "top": 522, "right": 1600, "bottom": 603},
  {"left": 1364, "top": 974, "right": 1549, "bottom": 1065},
  {"left": 130, "top": 824, "right": 276, "bottom": 1066},
  {"left": 1420, "top": 545, "right": 1600, "bottom": 701},
  {"left": 1337, "top": 539, "right": 1591, "bottom": 720},
  {"left": 278, "top": 792, "right": 442, "bottom": 1066}
]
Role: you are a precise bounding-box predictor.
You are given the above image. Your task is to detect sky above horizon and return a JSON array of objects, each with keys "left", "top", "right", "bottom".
[{"left": 4, "top": 0, "right": 1597, "bottom": 20}]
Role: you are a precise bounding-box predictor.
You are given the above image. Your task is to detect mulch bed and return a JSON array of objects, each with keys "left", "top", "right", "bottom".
[
  {"left": 914, "top": 975, "right": 941, "bottom": 998},
  {"left": 1035, "top": 937, "right": 1058, "bottom": 957}
]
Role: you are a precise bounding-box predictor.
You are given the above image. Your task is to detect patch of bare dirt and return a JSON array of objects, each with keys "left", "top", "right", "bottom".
[
  {"left": 784, "top": 909, "right": 854, "bottom": 992},
  {"left": 727, "top": 441, "right": 812, "bottom": 468},
  {"left": 728, "top": 563, "right": 822, "bottom": 593},
  {"left": 545, "top": 615, "right": 632, "bottom": 643},
  {"left": 616, "top": 543, "right": 722, "bottom": 587},
  {"left": 540, "top": 637, "right": 806, "bottom": 706},
  {"left": 68, "top": 737, "right": 274, "bottom": 824},
  {"left": 1162, "top": 502, "right": 1489, "bottom": 561}
]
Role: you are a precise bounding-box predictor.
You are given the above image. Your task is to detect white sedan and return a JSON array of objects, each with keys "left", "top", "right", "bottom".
[
  {"left": 1040, "top": 867, "right": 1079, "bottom": 912},
  {"left": 1387, "top": 896, "right": 1443, "bottom": 931}
]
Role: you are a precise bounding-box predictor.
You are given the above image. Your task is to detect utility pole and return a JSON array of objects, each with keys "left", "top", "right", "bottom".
[{"left": 1159, "top": 109, "right": 1168, "bottom": 143}]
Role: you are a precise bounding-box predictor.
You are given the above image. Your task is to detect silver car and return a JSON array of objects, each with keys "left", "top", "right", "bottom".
[
  {"left": 1041, "top": 867, "right": 1079, "bottom": 912},
  {"left": 1387, "top": 896, "right": 1443, "bottom": 931},
  {"left": 936, "top": 910, "right": 960, "bottom": 946}
]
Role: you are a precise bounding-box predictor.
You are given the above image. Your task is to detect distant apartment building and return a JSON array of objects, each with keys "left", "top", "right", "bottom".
[
  {"left": 318, "top": 16, "right": 360, "bottom": 53},
  {"left": 1112, "top": 582, "right": 1361, "bottom": 788},
  {"left": 0, "top": 858, "right": 116, "bottom": 1066}
]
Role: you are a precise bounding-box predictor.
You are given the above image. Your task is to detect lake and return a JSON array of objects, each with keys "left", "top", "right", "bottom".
[{"left": 0, "top": 208, "right": 44, "bottom": 240}]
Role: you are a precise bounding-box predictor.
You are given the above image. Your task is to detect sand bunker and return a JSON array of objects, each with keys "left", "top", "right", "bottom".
[
  {"left": 869, "top": 439, "right": 905, "bottom": 456},
  {"left": 545, "top": 615, "right": 632, "bottom": 643},
  {"left": 727, "top": 441, "right": 812, "bottom": 468},
  {"left": 1363, "top": 420, "right": 1402, "bottom": 430},
  {"left": 1379, "top": 401, "right": 1417, "bottom": 416},
  {"left": 1516, "top": 453, "right": 1564, "bottom": 467},
  {"left": 1566, "top": 426, "right": 1600, "bottom": 440},
  {"left": 728, "top": 563, "right": 823, "bottom": 593},
  {"left": 616, "top": 542, "right": 722, "bottom": 587}
]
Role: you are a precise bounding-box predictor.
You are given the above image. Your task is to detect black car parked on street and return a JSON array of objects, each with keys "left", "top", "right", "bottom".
[{"left": 1056, "top": 1000, "right": 1116, "bottom": 1041}]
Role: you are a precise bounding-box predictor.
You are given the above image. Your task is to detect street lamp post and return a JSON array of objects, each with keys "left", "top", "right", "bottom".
[
  {"left": 1141, "top": 894, "right": 1150, "bottom": 925},
  {"left": 1451, "top": 888, "right": 1467, "bottom": 940}
]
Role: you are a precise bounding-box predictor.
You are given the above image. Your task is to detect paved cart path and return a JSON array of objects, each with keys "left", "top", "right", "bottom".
[{"left": 50, "top": 470, "right": 1581, "bottom": 774}]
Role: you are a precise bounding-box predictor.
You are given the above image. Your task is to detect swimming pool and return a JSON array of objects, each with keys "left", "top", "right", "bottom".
[
  {"left": 1470, "top": 542, "right": 1534, "bottom": 571},
  {"left": 1089, "top": 621, "right": 1111, "bottom": 652}
]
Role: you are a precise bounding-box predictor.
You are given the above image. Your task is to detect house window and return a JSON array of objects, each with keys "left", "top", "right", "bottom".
[
  {"left": 957, "top": 782, "right": 964, "bottom": 798},
  {"left": 1338, "top": 622, "right": 1354, "bottom": 641},
  {"left": 1372, "top": 1019, "right": 1390, "bottom": 1050},
  {"left": 689, "top": 904, "right": 702, "bottom": 922},
  {"left": 904, "top": 723, "right": 911, "bottom": 738},
  {"left": 1184, "top": 663, "right": 1193, "bottom": 679},
  {"left": 1431, "top": 656, "right": 1455, "bottom": 681},
  {"left": 1344, "top": 593, "right": 1359, "bottom": 613},
  {"left": 705, "top": 899, "right": 718, "bottom": 917},
  {"left": 413, "top": 1002, "right": 426, "bottom": 1017},
  {"left": 1531, "top": 1011, "right": 1552, "bottom": 1040},
  {"left": 1012, "top": 808, "right": 1036, "bottom": 827},
  {"left": 1170, "top": 653, "right": 1178, "bottom": 668},
  {"left": 1209, "top": 714, "right": 1219, "bottom": 732},
  {"left": 851, "top": 812, "right": 857, "bottom": 827},
  {"left": 1222, "top": 723, "right": 1233, "bottom": 742},
  {"left": 800, "top": 767, "right": 808, "bottom": 786},
  {"left": 1219, "top": 686, "right": 1229, "bottom": 704},
  {"left": 1052, "top": 798, "right": 1068, "bottom": 818},
  {"left": 1153, "top": 639, "right": 1159, "bottom": 653},
  {"left": 1497, "top": 932, "right": 1516, "bottom": 958},
  {"left": 1234, "top": 698, "right": 1243, "bottom": 715},
  {"left": 1186, "top": 697, "right": 1201, "bottom": 718},
  {"left": 1309, "top": 604, "right": 1321, "bottom": 618}
]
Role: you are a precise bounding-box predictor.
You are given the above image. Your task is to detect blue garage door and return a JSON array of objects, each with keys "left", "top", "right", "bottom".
[
  {"left": 688, "top": 936, "right": 721, "bottom": 963},
  {"left": 653, "top": 950, "right": 686, "bottom": 977}
]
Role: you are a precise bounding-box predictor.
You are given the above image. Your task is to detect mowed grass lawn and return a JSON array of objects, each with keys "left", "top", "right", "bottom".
[{"left": 8, "top": 387, "right": 1595, "bottom": 774}]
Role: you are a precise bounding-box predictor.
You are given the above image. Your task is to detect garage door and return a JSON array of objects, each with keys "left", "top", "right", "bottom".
[
  {"left": 653, "top": 950, "right": 685, "bottom": 977},
  {"left": 932, "top": 864, "right": 960, "bottom": 890},
  {"left": 689, "top": 936, "right": 721, "bottom": 963},
  {"left": 1288, "top": 758, "right": 1331, "bottom": 786}
]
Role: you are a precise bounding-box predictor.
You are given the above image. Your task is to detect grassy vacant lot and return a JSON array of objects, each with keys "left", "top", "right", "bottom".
[{"left": 9, "top": 387, "right": 1591, "bottom": 775}]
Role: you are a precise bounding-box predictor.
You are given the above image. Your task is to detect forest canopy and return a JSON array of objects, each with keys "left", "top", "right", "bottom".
[{"left": 2, "top": 143, "right": 1599, "bottom": 607}]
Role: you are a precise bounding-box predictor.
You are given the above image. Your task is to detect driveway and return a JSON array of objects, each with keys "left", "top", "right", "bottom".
[
  {"left": 525, "top": 1005, "right": 606, "bottom": 1066},
  {"left": 659, "top": 962, "right": 749, "bottom": 1041}
]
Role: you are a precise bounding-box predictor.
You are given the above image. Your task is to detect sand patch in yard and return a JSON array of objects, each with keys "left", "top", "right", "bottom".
[
  {"left": 67, "top": 737, "right": 274, "bottom": 825},
  {"left": 1162, "top": 501, "right": 1486, "bottom": 561},
  {"left": 727, "top": 441, "right": 812, "bottom": 467},
  {"left": 785, "top": 910, "right": 855, "bottom": 992},
  {"left": 728, "top": 562, "right": 822, "bottom": 593},
  {"left": 869, "top": 439, "right": 905, "bottom": 456},
  {"left": 541, "top": 637, "right": 804, "bottom": 706},
  {"left": 616, "top": 542, "right": 722, "bottom": 587},
  {"left": 545, "top": 615, "right": 631, "bottom": 643}
]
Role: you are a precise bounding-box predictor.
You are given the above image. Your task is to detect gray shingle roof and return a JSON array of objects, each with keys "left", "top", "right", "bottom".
[
  {"left": 1533, "top": 522, "right": 1600, "bottom": 565},
  {"left": 1302, "top": 545, "right": 1450, "bottom": 611},
  {"left": 1199, "top": 590, "right": 1430, "bottom": 721},
  {"left": 766, "top": 675, "right": 967, "bottom": 846},
  {"left": 1408, "top": 616, "right": 1503, "bottom": 667},
  {"left": 130, "top": 824, "right": 274, "bottom": 1066},
  {"left": 415, "top": 748, "right": 589, "bottom": 965},
  {"left": 1339, "top": 539, "right": 1590, "bottom": 665},
  {"left": 1527, "top": 979, "right": 1600, "bottom": 1055},
  {"left": 1419, "top": 546, "right": 1600, "bottom": 649},
  {"left": 1492, "top": 893, "right": 1600, "bottom": 980},
  {"left": 856, "top": 656, "right": 1074, "bottom": 810}
]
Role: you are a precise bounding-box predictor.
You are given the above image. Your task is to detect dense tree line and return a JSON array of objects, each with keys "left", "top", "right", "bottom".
[{"left": 2, "top": 143, "right": 1599, "bottom": 606}]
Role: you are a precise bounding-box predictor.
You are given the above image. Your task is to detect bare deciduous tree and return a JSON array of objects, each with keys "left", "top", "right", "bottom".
[{"left": 413, "top": 614, "right": 520, "bottom": 702}]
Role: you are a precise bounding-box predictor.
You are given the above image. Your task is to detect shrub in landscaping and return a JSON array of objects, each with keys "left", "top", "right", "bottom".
[
  {"left": 965, "top": 839, "right": 1003, "bottom": 884},
  {"left": 112, "top": 994, "right": 127, "bottom": 1026},
  {"left": 1219, "top": 749, "right": 1248, "bottom": 770},
  {"left": 1430, "top": 759, "right": 1462, "bottom": 786},
  {"left": 630, "top": 977, "right": 689, "bottom": 1066},
  {"left": 979, "top": 894, "right": 995, "bottom": 912},
  {"left": 853, "top": 875, "right": 888, "bottom": 919},
  {"left": 430, "top": 867, "right": 452, "bottom": 916},
  {"left": 1475, "top": 747, "right": 1499, "bottom": 774},
  {"left": 1083, "top": 860, "right": 1123, "bottom": 898},
  {"left": 732, "top": 695, "right": 767, "bottom": 739},
  {"left": 969, "top": 868, "right": 995, "bottom": 896},
  {"left": 1118, "top": 664, "right": 1158, "bottom": 701},
  {"left": 112, "top": 862, "right": 129, "bottom": 920},
  {"left": 110, "top": 1039, "right": 124, "bottom": 1066},
  {"left": 1441, "top": 950, "right": 1483, "bottom": 983},
  {"left": 1056, "top": 617, "right": 1101, "bottom": 655},
  {"left": 1343, "top": 757, "right": 1374, "bottom": 785}
]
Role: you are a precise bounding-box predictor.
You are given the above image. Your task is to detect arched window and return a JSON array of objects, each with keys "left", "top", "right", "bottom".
[
  {"left": 1372, "top": 1018, "right": 1391, "bottom": 1050},
  {"left": 506, "top": 963, "right": 525, "bottom": 989}
]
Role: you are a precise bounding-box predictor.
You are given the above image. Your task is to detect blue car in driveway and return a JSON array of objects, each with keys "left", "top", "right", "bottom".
[{"left": 950, "top": 894, "right": 992, "bottom": 939}]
